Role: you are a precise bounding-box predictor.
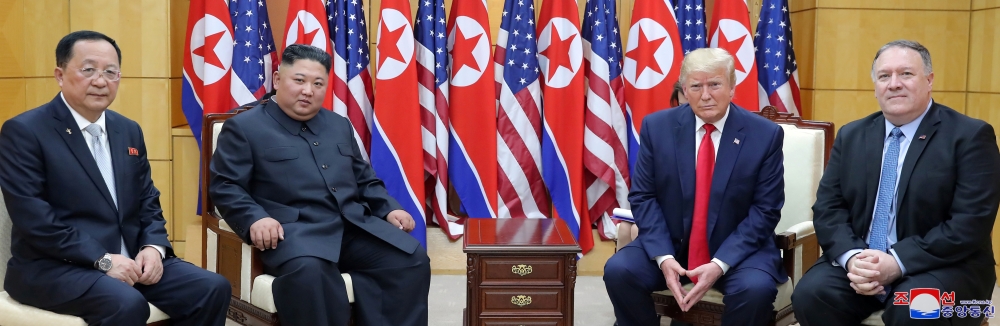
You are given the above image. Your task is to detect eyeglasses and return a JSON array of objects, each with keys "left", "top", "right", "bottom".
[{"left": 78, "top": 67, "right": 121, "bottom": 82}]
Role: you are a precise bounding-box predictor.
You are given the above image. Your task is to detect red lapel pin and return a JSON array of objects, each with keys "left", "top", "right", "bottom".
[
  {"left": 918, "top": 135, "right": 927, "bottom": 140},
  {"left": 128, "top": 147, "right": 138, "bottom": 156}
]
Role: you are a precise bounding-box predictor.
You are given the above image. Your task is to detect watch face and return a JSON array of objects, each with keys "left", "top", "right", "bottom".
[{"left": 99, "top": 257, "right": 112, "bottom": 272}]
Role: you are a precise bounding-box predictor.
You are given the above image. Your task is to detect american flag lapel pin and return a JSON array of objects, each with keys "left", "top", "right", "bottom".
[
  {"left": 919, "top": 135, "right": 927, "bottom": 140},
  {"left": 734, "top": 138, "right": 740, "bottom": 145},
  {"left": 128, "top": 147, "right": 139, "bottom": 156}
]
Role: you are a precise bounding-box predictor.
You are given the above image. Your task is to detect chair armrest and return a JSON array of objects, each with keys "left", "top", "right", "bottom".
[
  {"left": 775, "top": 221, "right": 819, "bottom": 284},
  {"left": 616, "top": 222, "right": 635, "bottom": 251}
]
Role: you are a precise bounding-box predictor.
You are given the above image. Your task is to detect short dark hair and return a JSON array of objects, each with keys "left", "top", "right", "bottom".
[
  {"left": 281, "top": 44, "right": 332, "bottom": 73},
  {"left": 871, "top": 39, "right": 932, "bottom": 81},
  {"left": 56, "top": 30, "right": 121, "bottom": 68}
]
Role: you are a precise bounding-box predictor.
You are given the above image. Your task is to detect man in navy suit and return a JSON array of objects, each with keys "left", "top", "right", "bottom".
[
  {"left": 604, "top": 48, "right": 787, "bottom": 326},
  {"left": 210, "top": 44, "right": 431, "bottom": 326},
  {"left": 792, "top": 40, "right": 1000, "bottom": 326},
  {"left": 0, "top": 30, "right": 230, "bottom": 325}
]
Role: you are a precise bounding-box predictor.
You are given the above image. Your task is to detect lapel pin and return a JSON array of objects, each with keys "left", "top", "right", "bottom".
[
  {"left": 734, "top": 139, "right": 740, "bottom": 145},
  {"left": 128, "top": 147, "right": 139, "bottom": 156},
  {"left": 66, "top": 128, "right": 72, "bottom": 135},
  {"left": 918, "top": 135, "right": 927, "bottom": 140}
]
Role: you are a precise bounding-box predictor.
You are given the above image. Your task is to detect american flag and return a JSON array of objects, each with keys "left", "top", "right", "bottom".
[
  {"left": 230, "top": 0, "right": 278, "bottom": 106},
  {"left": 414, "top": 0, "right": 460, "bottom": 238},
  {"left": 672, "top": 0, "right": 707, "bottom": 54},
  {"left": 494, "top": 0, "right": 550, "bottom": 219},
  {"left": 581, "top": 0, "right": 630, "bottom": 241},
  {"left": 754, "top": 0, "right": 802, "bottom": 116},
  {"left": 328, "top": 0, "right": 375, "bottom": 158}
]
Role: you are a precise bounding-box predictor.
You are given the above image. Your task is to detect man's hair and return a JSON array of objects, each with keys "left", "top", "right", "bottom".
[
  {"left": 56, "top": 30, "right": 122, "bottom": 68},
  {"left": 679, "top": 48, "right": 736, "bottom": 87},
  {"left": 281, "top": 44, "right": 332, "bottom": 73},
  {"left": 870, "top": 39, "right": 933, "bottom": 81},
  {"left": 670, "top": 81, "right": 683, "bottom": 106}
]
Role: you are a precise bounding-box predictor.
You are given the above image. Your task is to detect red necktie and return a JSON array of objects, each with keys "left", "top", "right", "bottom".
[{"left": 688, "top": 123, "right": 715, "bottom": 283}]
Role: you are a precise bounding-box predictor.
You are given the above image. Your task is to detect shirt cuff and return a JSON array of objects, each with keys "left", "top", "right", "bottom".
[
  {"left": 711, "top": 258, "right": 730, "bottom": 274},
  {"left": 889, "top": 248, "right": 907, "bottom": 276},
  {"left": 836, "top": 249, "right": 863, "bottom": 271},
  {"left": 142, "top": 245, "right": 166, "bottom": 259},
  {"left": 654, "top": 255, "right": 674, "bottom": 269}
]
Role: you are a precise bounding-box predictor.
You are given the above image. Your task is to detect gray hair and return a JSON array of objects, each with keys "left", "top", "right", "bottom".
[
  {"left": 870, "top": 40, "right": 933, "bottom": 81},
  {"left": 680, "top": 48, "right": 736, "bottom": 87}
]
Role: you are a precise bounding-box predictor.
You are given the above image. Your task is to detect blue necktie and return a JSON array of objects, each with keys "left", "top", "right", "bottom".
[{"left": 870, "top": 127, "right": 902, "bottom": 301}]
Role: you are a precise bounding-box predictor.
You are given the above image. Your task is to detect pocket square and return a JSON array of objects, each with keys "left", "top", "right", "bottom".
[{"left": 128, "top": 147, "right": 139, "bottom": 156}]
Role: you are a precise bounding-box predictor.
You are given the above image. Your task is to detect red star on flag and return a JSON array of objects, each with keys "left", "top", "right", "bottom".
[
  {"left": 451, "top": 25, "right": 484, "bottom": 77},
  {"left": 540, "top": 28, "right": 577, "bottom": 77},
  {"left": 625, "top": 27, "right": 666, "bottom": 76},
  {"left": 298, "top": 18, "right": 320, "bottom": 45},
  {"left": 377, "top": 20, "right": 406, "bottom": 68},
  {"left": 193, "top": 30, "right": 226, "bottom": 70},
  {"left": 717, "top": 32, "right": 747, "bottom": 73}
]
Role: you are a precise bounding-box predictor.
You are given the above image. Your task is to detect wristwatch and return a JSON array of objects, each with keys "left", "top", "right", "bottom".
[{"left": 94, "top": 253, "right": 112, "bottom": 272}]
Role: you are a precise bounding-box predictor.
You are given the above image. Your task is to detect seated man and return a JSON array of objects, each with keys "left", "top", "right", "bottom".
[
  {"left": 604, "top": 48, "right": 787, "bottom": 326},
  {"left": 0, "top": 30, "right": 230, "bottom": 325},
  {"left": 210, "top": 44, "right": 431, "bottom": 326},
  {"left": 792, "top": 40, "right": 1000, "bottom": 326}
]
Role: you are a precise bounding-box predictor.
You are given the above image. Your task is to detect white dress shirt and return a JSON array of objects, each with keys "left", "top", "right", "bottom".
[
  {"left": 61, "top": 93, "right": 165, "bottom": 260},
  {"left": 654, "top": 108, "right": 732, "bottom": 274}
]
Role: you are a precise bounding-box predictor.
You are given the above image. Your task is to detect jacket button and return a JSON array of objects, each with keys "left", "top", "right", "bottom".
[
  {"left": 322, "top": 164, "right": 328, "bottom": 169},
  {"left": 313, "top": 142, "right": 319, "bottom": 146}
]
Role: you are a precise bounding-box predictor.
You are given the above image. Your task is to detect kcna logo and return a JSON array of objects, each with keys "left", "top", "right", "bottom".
[{"left": 893, "top": 288, "right": 996, "bottom": 319}]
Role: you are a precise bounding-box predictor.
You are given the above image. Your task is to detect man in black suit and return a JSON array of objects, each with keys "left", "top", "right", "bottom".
[
  {"left": 0, "top": 30, "right": 231, "bottom": 325},
  {"left": 210, "top": 44, "right": 431, "bottom": 326},
  {"left": 792, "top": 40, "right": 1000, "bottom": 325}
]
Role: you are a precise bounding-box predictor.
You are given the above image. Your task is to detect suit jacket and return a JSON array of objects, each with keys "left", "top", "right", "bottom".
[
  {"left": 209, "top": 101, "right": 419, "bottom": 268},
  {"left": 0, "top": 94, "right": 173, "bottom": 307},
  {"left": 813, "top": 102, "right": 1000, "bottom": 293},
  {"left": 629, "top": 104, "right": 787, "bottom": 281}
]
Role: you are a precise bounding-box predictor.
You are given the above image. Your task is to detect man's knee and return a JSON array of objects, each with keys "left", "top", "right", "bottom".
[
  {"left": 603, "top": 252, "right": 638, "bottom": 288},
  {"left": 100, "top": 289, "right": 150, "bottom": 324},
  {"left": 200, "top": 271, "right": 233, "bottom": 299},
  {"left": 725, "top": 272, "right": 779, "bottom": 308}
]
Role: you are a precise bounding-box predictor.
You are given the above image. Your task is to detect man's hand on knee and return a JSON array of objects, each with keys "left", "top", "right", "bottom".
[
  {"left": 250, "top": 217, "right": 284, "bottom": 250},
  {"left": 681, "top": 262, "right": 723, "bottom": 312},
  {"left": 135, "top": 247, "right": 164, "bottom": 285},
  {"left": 386, "top": 210, "right": 415, "bottom": 232},
  {"left": 659, "top": 258, "right": 688, "bottom": 308},
  {"left": 847, "top": 254, "right": 883, "bottom": 296},
  {"left": 107, "top": 254, "right": 141, "bottom": 286},
  {"left": 859, "top": 249, "right": 902, "bottom": 285}
]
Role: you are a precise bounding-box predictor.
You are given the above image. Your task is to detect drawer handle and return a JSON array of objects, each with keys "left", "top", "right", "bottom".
[
  {"left": 511, "top": 264, "right": 533, "bottom": 276},
  {"left": 511, "top": 294, "right": 532, "bottom": 307}
]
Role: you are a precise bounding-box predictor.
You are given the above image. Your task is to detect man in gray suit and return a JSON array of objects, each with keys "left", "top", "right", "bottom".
[{"left": 209, "top": 44, "right": 431, "bottom": 326}]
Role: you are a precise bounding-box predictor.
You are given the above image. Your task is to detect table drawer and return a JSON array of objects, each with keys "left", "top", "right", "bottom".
[
  {"left": 480, "top": 288, "right": 564, "bottom": 315},
  {"left": 480, "top": 256, "right": 564, "bottom": 285},
  {"left": 480, "top": 317, "right": 564, "bottom": 326}
]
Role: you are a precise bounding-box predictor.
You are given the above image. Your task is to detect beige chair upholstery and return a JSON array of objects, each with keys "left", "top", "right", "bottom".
[
  {"left": 202, "top": 112, "right": 354, "bottom": 324},
  {"left": 0, "top": 188, "right": 169, "bottom": 325},
  {"left": 611, "top": 107, "right": 830, "bottom": 325}
]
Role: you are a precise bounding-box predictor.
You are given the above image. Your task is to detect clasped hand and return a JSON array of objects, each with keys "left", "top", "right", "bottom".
[
  {"left": 847, "top": 249, "right": 902, "bottom": 296},
  {"left": 660, "top": 259, "right": 724, "bottom": 312}
]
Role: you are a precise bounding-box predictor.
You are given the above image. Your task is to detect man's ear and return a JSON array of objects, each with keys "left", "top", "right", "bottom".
[{"left": 54, "top": 67, "right": 65, "bottom": 87}]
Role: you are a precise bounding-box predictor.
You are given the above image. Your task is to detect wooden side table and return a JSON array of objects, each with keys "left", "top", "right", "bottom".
[{"left": 464, "top": 218, "right": 582, "bottom": 326}]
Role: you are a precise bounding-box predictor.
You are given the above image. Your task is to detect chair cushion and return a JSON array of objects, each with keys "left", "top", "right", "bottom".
[
  {"left": 250, "top": 272, "right": 355, "bottom": 313},
  {"left": 0, "top": 291, "right": 168, "bottom": 325},
  {"left": 655, "top": 278, "right": 793, "bottom": 311},
  {"left": 862, "top": 309, "right": 884, "bottom": 325}
]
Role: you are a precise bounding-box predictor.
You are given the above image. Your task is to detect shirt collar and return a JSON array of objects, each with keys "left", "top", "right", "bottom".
[
  {"left": 61, "top": 92, "right": 106, "bottom": 134},
  {"left": 885, "top": 99, "right": 932, "bottom": 141},
  {"left": 694, "top": 104, "right": 730, "bottom": 134}
]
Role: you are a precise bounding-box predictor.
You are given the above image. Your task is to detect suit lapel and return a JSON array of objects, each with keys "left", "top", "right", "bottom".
[
  {"left": 107, "top": 113, "right": 126, "bottom": 220},
  {"left": 50, "top": 98, "right": 119, "bottom": 211},
  {"left": 863, "top": 116, "right": 885, "bottom": 234},
  {"left": 707, "top": 105, "right": 745, "bottom": 239},
  {"left": 674, "top": 107, "right": 696, "bottom": 236},
  {"left": 895, "top": 104, "right": 940, "bottom": 226}
]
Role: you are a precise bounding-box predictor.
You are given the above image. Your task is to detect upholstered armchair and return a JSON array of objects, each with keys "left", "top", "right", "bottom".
[
  {"left": 612, "top": 106, "right": 830, "bottom": 326},
  {"left": 199, "top": 110, "right": 356, "bottom": 326},
  {"left": 0, "top": 187, "right": 170, "bottom": 325}
]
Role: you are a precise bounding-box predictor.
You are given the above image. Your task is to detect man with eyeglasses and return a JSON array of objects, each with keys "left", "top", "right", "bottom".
[{"left": 0, "top": 30, "right": 231, "bottom": 325}]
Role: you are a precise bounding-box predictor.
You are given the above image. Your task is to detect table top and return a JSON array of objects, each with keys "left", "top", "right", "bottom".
[{"left": 463, "top": 218, "right": 581, "bottom": 253}]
